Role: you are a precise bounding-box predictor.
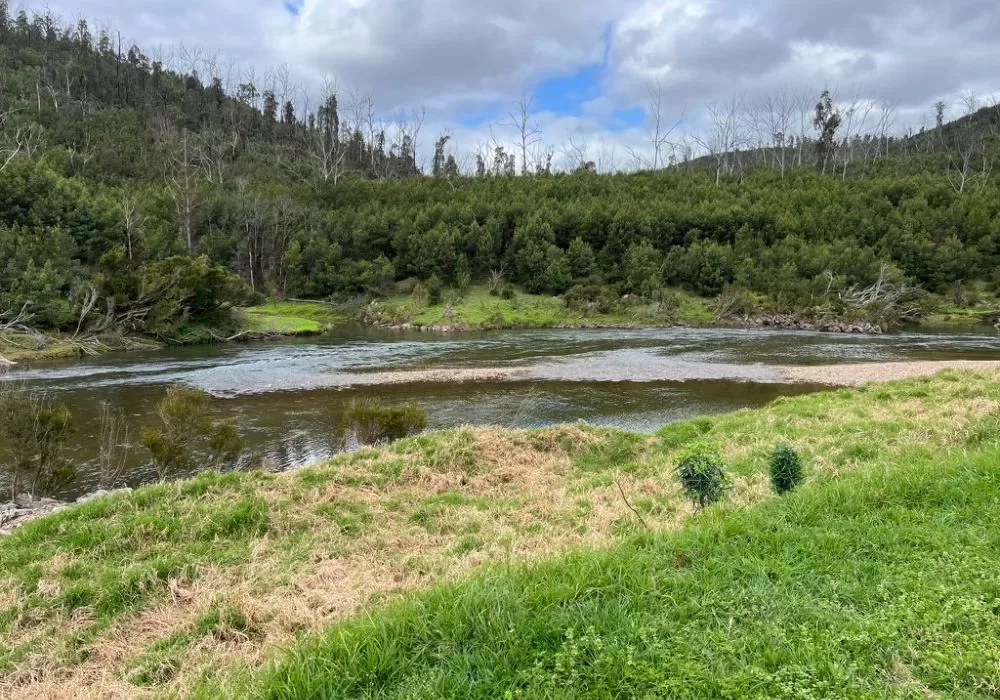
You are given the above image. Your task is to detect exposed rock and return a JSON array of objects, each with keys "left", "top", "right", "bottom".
[
  {"left": 732, "top": 314, "right": 883, "bottom": 335},
  {"left": 0, "top": 487, "right": 133, "bottom": 533},
  {"left": 76, "top": 489, "right": 111, "bottom": 504}
]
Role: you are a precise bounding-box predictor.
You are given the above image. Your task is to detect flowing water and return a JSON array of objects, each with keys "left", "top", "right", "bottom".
[{"left": 4, "top": 325, "right": 1000, "bottom": 499}]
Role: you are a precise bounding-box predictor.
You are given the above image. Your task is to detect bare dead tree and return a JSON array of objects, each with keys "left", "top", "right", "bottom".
[
  {"left": 504, "top": 91, "right": 542, "bottom": 176},
  {"left": 837, "top": 90, "right": 876, "bottom": 179},
  {"left": 646, "top": 79, "right": 682, "bottom": 171},
  {"left": 946, "top": 93, "right": 994, "bottom": 194},
  {"left": 409, "top": 106, "right": 426, "bottom": 173},
  {"left": 1, "top": 304, "right": 36, "bottom": 334},
  {"left": 754, "top": 91, "right": 796, "bottom": 177},
  {"left": 303, "top": 80, "right": 348, "bottom": 186},
  {"left": 596, "top": 138, "right": 619, "bottom": 174},
  {"left": 561, "top": 131, "right": 590, "bottom": 172},
  {"left": 623, "top": 145, "right": 646, "bottom": 172},
  {"left": 693, "top": 97, "right": 752, "bottom": 185},
  {"left": 236, "top": 178, "right": 264, "bottom": 292},
  {"left": 118, "top": 191, "right": 144, "bottom": 261},
  {"left": 166, "top": 129, "right": 200, "bottom": 250}
]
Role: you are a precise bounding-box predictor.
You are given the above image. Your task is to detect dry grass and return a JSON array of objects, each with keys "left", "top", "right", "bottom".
[{"left": 4, "top": 369, "right": 1000, "bottom": 697}]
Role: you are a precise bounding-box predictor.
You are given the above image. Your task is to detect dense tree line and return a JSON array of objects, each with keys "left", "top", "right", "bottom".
[{"left": 1, "top": 4, "right": 999, "bottom": 336}]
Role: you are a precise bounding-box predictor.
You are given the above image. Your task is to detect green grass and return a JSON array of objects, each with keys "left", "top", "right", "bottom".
[
  {"left": 4, "top": 370, "right": 1000, "bottom": 696},
  {"left": 249, "top": 444, "right": 1000, "bottom": 699},
  {"left": 375, "top": 285, "right": 714, "bottom": 330},
  {"left": 242, "top": 301, "right": 344, "bottom": 335}
]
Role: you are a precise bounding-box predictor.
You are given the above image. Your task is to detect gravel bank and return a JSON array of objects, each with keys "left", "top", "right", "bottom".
[{"left": 779, "top": 361, "right": 1000, "bottom": 386}]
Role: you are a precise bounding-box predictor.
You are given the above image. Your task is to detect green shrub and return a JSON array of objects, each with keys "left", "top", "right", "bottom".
[
  {"left": 410, "top": 281, "right": 430, "bottom": 307},
  {"left": 770, "top": 444, "right": 805, "bottom": 495},
  {"left": 675, "top": 448, "right": 730, "bottom": 509},
  {"left": 563, "top": 281, "right": 618, "bottom": 314},
  {"left": 141, "top": 386, "right": 246, "bottom": 481},
  {"left": 0, "top": 382, "right": 75, "bottom": 499},
  {"left": 426, "top": 275, "right": 443, "bottom": 305},
  {"left": 343, "top": 399, "right": 428, "bottom": 446}
]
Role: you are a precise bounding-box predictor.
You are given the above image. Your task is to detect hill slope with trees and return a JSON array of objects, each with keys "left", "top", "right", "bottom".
[{"left": 2, "top": 3, "right": 1000, "bottom": 353}]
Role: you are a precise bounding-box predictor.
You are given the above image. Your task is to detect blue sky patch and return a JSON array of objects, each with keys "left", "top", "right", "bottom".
[
  {"left": 284, "top": 0, "right": 303, "bottom": 16},
  {"left": 610, "top": 106, "right": 645, "bottom": 132},
  {"left": 532, "top": 63, "right": 602, "bottom": 117}
]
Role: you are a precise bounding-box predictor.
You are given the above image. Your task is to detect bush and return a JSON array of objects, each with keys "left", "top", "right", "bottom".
[
  {"left": 770, "top": 444, "right": 805, "bottom": 495},
  {"left": 342, "top": 399, "right": 428, "bottom": 446},
  {"left": 426, "top": 275, "right": 443, "bottom": 305},
  {"left": 0, "top": 382, "right": 76, "bottom": 499},
  {"left": 141, "top": 386, "right": 246, "bottom": 481},
  {"left": 564, "top": 281, "right": 618, "bottom": 314},
  {"left": 675, "top": 448, "right": 729, "bottom": 509},
  {"left": 410, "top": 281, "right": 430, "bottom": 306}
]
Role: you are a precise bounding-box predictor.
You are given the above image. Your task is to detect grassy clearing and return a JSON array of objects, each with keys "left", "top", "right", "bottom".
[
  {"left": 1, "top": 369, "right": 999, "bottom": 697},
  {"left": 241, "top": 301, "right": 344, "bottom": 335},
  {"left": 376, "top": 285, "right": 715, "bottom": 330}
]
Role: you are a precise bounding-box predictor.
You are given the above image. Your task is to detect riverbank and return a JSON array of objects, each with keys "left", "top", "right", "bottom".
[
  {"left": 2, "top": 369, "right": 999, "bottom": 697},
  {"left": 3, "top": 290, "right": 997, "bottom": 367},
  {"left": 0, "top": 301, "right": 343, "bottom": 365}
]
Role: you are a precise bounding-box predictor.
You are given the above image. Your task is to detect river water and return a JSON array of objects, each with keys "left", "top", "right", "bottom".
[{"left": 4, "top": 325, "right": 1000, "bottom": 499}]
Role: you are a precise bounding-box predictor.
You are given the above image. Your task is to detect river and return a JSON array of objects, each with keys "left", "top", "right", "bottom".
[{"left": 4, "top": 325, "right": 1000, "bottom": 499}]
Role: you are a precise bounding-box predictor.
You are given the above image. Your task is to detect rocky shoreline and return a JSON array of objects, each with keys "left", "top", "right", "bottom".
[
  {"left": 731, "top": 314, "right": 885, "bottom": 334},
  {"left": 0, "top": 488, "right": 131, "bottom": 534},
  {"left": 376, "top": 315, "right": 886, "bottom": 335}
]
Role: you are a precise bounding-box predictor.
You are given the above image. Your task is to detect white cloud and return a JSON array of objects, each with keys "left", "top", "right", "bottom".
[{"left": 22, "top": 0, "right": 1000, "bottom": 169}]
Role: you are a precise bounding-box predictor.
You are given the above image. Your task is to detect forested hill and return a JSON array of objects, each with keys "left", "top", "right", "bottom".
[{"left": 1, "top": 4, "right": 999, "bottom": 340}]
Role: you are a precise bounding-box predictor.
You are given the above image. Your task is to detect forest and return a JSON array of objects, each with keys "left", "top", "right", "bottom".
[{"left": 2, "top": 3, "right": 1000, "bottom": 341}]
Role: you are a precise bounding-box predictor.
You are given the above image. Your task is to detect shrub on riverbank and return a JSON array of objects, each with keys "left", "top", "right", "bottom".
[
  {"left": 770, "top": 444, "right": 806, "bottom": 495},
  {"left": 0, "top": 382, "right": 75, "bottom": 500},
  {"left": 342, "top": 398, "right": 428, "bottom": 445},
  {"left": 141, "top": 386, "right": 247, "bottom": 481},
  {"left": 675, "top": 447, "right": 730, "bottom": 509}
]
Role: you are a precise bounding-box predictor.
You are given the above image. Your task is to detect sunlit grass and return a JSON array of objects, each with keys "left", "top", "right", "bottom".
[{"left": 241, "top": 301, "right": 344, "bottom": 335}]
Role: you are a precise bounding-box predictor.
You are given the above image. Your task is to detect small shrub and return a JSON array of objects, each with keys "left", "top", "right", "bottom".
[
  {"left": 0, "top": 382, "right": 75, "bottom": 499},
  {"left": 141, "top": 386, "right": 246, "bottom": 481},
  {"left": 342, "top": 399, "right": 428, "bottom": 446},
  {"left": 426, "top": 275, "right": 443, "bottom": 305},
  {"left": 770, "top": 444, "right": 805, "bottom": 495},
  {"left": 564, "top": 282, "right": 618, "bottom": 314},
  {"left": 675, "top": 448, "right": 729, "bottom": 509},
  {"left": 410, "top": 282, "right": 430, "bottom": 307}
]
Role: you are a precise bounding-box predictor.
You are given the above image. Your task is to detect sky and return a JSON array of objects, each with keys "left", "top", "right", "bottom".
[{"left": 27, "top": 0, "right": 1000, "bottom": 171}]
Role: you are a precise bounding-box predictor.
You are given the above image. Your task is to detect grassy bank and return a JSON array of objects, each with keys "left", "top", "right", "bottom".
[
  {"left": 1, "top": 369, "right": 999, "bottom": 696},
  {"left": 369, "top": 285, "right": 715, "bottom": 330},
  {"left": 240, "top": 301, "right": 345, "bottom": 335}
]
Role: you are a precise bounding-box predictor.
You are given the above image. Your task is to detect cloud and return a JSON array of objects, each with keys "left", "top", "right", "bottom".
[{"left": 22, "top": 0, "right": 1000, "bottom": 168}]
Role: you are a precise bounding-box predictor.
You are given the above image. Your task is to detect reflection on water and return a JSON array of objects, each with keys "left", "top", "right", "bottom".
[{"left": 4, "top": 325, "right": 999, "bottom": 498}]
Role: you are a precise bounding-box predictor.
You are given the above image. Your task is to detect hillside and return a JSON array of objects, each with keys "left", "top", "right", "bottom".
[
  {"left": 1, "top": 4, "right": 1000, "bottom": 357},
  {"left": 1, "top": 369, "right": 999, "bottom": 696}
]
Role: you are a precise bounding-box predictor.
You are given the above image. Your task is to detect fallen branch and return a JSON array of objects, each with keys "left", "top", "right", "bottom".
[{"left": 615, "top": 475, "right": 649, "bottom": 530}]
